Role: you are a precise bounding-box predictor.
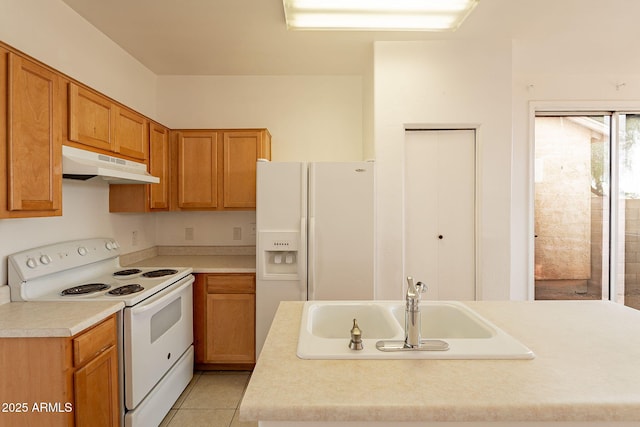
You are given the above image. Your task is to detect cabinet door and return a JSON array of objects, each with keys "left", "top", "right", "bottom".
[
  {"left": 5, "top": 52, "right": 62, "bottom": 215},
  {"left": 177, "top": 131, "right": 219, "bottom": 208},
  {"left": 0, "top": 335, "right": 74, "bottom": 426},
  {"left": 223, "top": 131, "right": 263, "bottom": 208},
  {"left": 74, "top": 345, "right": 120, "bottom": 427},
  {"left": 205, "top": 293, "right": 255, "bottom": 363},
  {"left": 68, "top": 82, "right": 114, "bottom": 152},
  {"left": 149, "top": 123, "right": 170, "bottom": 210},
  {"left": 114, "top": 106, "right": 148, "bottom": 160}
]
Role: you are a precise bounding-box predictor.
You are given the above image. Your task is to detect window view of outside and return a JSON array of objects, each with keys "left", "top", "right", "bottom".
[
  {"left": 534, "top": 114, "right": 640, "bottom": 310},
  {"left": 534, "top": 116, "right": 609, "bottom": 302}
]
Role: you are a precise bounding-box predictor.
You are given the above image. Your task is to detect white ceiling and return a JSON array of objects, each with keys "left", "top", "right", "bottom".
[{"left": 60, "top": 0, "right": 640, "bottom": 76}]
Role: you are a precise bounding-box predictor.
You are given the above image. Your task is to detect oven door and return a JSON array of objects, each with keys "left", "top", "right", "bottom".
[{"left": 123, "top": 274, "right": 194, "bottom": 409}]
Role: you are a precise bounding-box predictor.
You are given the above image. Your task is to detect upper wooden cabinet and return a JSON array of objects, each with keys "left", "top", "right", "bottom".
[
  {"left": 68, "top": 82, "right": 114, "bottom": 152},
  {"left": 109, "top": 122, "right": 170, "bottom": 212},
  {"left": 176, "top": 131, "right": 220, "bottom": 209},
  {"left": 114, "top": 105, "right": 148, "bottom": 160},
  {"left": 68, "top": 82, "right": 148, "bottom": 161},
  {"left": 148, "top": 122, "right": 170, "bottom": 209},
  {"left": 172, "top": 129, "right": 271, "bottom": 211},
  {"left": 0, "top": 49, "right": 62, "bottom": 219},
  {"left": 110, "top": 127, "right": 271, "bottom": 213},
  {"left": 223, "top": 130, "right": 271, "bottom": 208}
]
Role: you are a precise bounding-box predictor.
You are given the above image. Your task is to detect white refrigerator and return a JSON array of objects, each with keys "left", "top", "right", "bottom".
[{"left": 256, "top": 161, "right": 375, "bottom": 355}]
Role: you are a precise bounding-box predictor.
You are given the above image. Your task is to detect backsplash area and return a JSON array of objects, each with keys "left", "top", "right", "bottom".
[{"left": 154, "top": 211, "right": 257, "bottom": 247}]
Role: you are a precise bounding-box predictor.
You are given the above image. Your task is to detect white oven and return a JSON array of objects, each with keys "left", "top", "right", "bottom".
[
  {"left": 125, "top": 274, "right": 193, "bottom": 409},
  {"left": 8, "top": 238, "right": 195, "bottom": 427}
]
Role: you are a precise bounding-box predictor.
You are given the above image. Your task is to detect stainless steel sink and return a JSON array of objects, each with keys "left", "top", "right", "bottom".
[{"left": 297, "top": 301, "right": 535, "bottom": 360}]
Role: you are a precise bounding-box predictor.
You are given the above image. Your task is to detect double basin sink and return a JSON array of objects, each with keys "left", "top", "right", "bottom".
[{"left": 297, "top": 301, "right": 534, "bottom": 360}]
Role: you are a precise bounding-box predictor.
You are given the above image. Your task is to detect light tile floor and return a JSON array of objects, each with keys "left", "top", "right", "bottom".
[{"left": 160, "top": 371, "right": 257, "bottom": 427}]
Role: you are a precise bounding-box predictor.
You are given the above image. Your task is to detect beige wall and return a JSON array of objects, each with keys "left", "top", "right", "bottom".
[
  {"left": 0, "top": 0, "right": 157, "bottom": 117},
  {"left": 374, "top": 40, "right": 513, "bottom": 300}
]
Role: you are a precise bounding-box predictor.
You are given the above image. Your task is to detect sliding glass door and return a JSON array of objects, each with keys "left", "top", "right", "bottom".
[
  {"left": 534, "top": 113, "right": 640, "bottom": 310},
  {"left": 616, "top": 114, "right": 640, "bottom": 309},
  {"left": 534, "top": 115, "right": 610, "bottom": 301}
]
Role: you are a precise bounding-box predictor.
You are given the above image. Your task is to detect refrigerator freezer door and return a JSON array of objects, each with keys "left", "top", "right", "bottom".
[
  {"left": 256, "top": 162, "right": 308, "bottom": 355},
  {"left": 308, "top": 162, "right": 375, "bottom": 300},
  {"left": 256, "top": 162, "right": 308, "bottom": 233}
]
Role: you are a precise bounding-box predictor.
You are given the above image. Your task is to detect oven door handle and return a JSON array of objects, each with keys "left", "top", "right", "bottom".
[{"left": 129, "top": 275, "right": 194, "bottom": 315}]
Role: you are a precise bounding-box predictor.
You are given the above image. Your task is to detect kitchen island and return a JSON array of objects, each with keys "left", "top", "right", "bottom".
[{"left": 239, "top": 301, "right": 640, "bottom": 426}]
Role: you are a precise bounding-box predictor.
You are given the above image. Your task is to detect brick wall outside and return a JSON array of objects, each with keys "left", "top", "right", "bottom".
[{"left": 534, "top": 117, "right": 592, "bottom": 280}]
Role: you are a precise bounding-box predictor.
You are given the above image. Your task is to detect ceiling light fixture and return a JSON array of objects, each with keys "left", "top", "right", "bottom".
[{"left": 283, "top": 0, "right": 479, "bottom": 31}]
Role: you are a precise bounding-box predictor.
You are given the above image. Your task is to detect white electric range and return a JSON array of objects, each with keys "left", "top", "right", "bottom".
[{"left": 7, "top": 238, "right": 194, "bottom": 427}]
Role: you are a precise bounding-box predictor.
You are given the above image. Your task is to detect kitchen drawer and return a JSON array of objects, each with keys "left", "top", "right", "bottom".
[
  {"left": 73, "top": 315, "right": 117, "bottom": 367},
  {"left": 206, "top": 274, "right": 255, "bottom": 294}
]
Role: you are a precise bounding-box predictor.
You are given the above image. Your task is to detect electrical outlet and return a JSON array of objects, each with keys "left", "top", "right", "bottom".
[
  {"left": 249, "top": 222, "right": 256, "bottom": 236},
  {"left": 233, "top": 227, "right": 242, "bottom": 240},
  {"left": 132, "top": 230, "right": 138, "bottom": 246},
  {"left": 185, "top": 227, "right": 194, "bottom": 241}
]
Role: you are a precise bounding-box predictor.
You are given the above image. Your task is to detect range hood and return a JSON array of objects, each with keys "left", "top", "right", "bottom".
[{"left": 62, "top": 145, "right": 160, "bottom": 185}]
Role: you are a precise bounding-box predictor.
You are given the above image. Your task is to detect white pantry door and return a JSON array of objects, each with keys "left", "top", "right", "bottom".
[{"left": 404, "top": 129, "right": 476, "bottom": 300}]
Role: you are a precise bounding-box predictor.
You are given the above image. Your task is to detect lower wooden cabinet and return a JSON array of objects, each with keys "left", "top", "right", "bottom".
[
  {"left": 194, "top": 273, "right": 256, "bottom": 369},
  {"left": 74, "top": 344, "right": 119, "bottom": 427},
  {"left": 0, "top": 314, "right": 120, "bottom": 427}
]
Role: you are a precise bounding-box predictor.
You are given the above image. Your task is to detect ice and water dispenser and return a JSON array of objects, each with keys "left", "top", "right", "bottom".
[{"left": 258, "top": 231, "right": 301, "bottom": 280}]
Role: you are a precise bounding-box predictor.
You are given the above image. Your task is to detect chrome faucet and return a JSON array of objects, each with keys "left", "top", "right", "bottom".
[
  {"left": 404, "top": 276, "right": 426, "bottom": 348},
  {"left": 375, "top": 276, "right": 449, "bottom": 352}
]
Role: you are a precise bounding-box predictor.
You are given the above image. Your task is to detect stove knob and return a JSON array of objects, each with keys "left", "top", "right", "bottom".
[
  {"left": 39, "top": 255, "right": 52, "bottom": 265},
  {"left": 78, "top": 246, "right": 88, "bottom": 256},
  {"left": 105, "top": 241, "right": 115, "bottom": 250},
  {"left": 26, "top": 258, "right": 38, "bottom": 269}
]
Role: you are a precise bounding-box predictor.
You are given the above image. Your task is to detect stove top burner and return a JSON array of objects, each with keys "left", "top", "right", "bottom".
[
  {"left": 113, "top": 268, "right": 142, "bottom": 277},
  {"left": 61, "top": 283, "right": 110, "bottom": 296},
  {"left": 108, "top": 284, "right": 144, "bottom": 296},
  {"left": 142, "top": 269, "right": 178, "bottom": 278}
]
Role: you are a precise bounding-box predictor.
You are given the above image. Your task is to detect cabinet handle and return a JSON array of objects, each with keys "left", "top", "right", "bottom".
[{"left": 438, "top": 235, "right": 443, "bottom": 240}]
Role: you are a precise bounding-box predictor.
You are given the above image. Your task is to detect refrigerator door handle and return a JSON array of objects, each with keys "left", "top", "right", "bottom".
[
  {"left": 299, "top": 217, "right": 308, "bottom": 300},
  {"left": 307, "top": 216, "right": 315, "bottom": 300}
]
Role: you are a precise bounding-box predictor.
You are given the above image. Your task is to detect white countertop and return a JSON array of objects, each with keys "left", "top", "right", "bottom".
[
  {"left": 0, "top": 301, "right": 123, "bottom": 337},
  {"left": 240, "top": 300, "right": 640, "bottom": 424},
  {"left": 0, "top": 251, "right": 253, "bottom": 337},
  {"left": 128, "top": 254, "right": 256, "bottom": 273}
]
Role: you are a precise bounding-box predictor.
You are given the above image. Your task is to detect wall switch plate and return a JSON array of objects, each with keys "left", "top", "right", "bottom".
[
  {"left": 249, "top": 222, "right": 256, "bottom": 236},
  {"left": 185, "top": 227, "right": 194, "bottom": 241},
  {"left": 233, "top": 226, "right": 242, "bottom": 240}
]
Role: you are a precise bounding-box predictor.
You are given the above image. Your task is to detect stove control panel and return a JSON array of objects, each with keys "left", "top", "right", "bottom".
[
  {"left": 105, "top": 240, "right": 119, "bottom": 250},
  {"left": 8, "top": 238, "right": 121, "bottom": 282}
]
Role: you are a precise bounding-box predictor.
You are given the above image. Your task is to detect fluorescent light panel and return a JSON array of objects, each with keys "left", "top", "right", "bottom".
[{"left": 283, "top": 0, "right": 479, "bottom": 31}]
